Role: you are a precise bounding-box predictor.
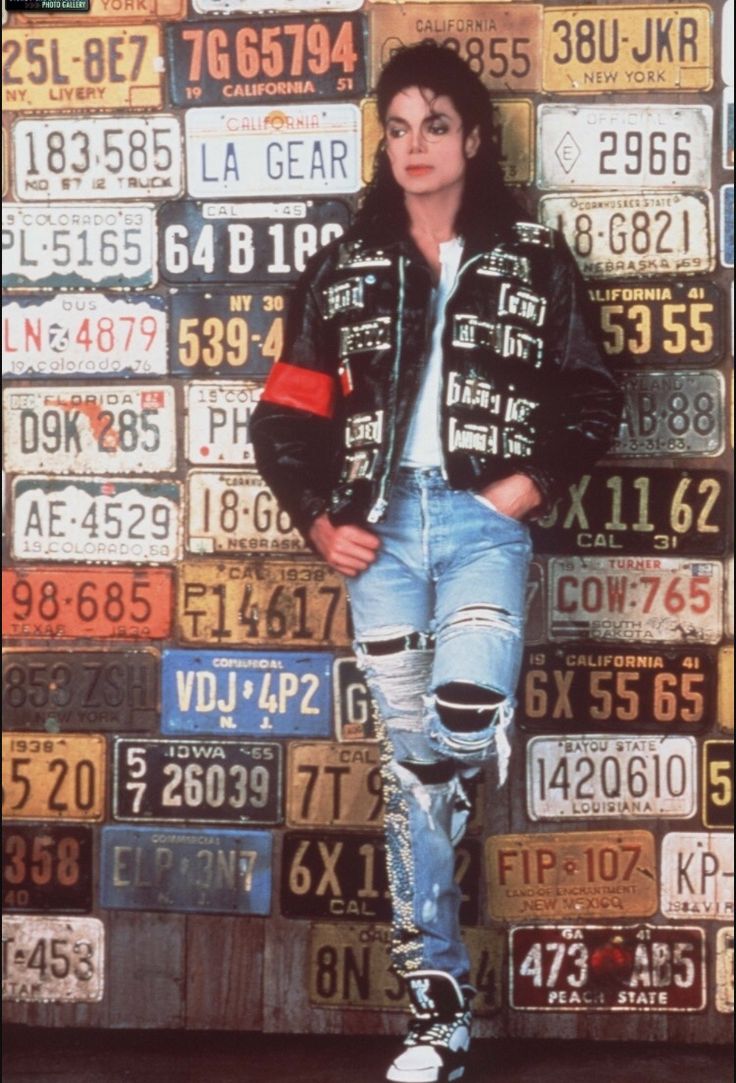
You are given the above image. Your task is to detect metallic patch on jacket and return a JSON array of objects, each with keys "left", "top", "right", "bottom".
[
  {"left": 504, "top": 394, "right": 539, "bottom": 425},
  {"left": 502, "top": 430, "right": 535, "bottom": 457},
  {"left": 498, "top": 325, "right": 544, "bottom": 367},
  {"left": 448, "top": 417, "right": 499, "bottom": 456},
  {"left": 345, "top": 410, "right": 384, "bottom": 448},
  {"left": 446, "top": 372, "right": 502, "bottom": 413},
  {"left": 514, "top": 222, "right": 555, "bottom": 248},
  {"left": 323, "top": 277, "right": 366, "bottom": 319},
  {"left": 337, "top": 242, "right": 392, "bottom": 270},
  {"left": 341, "top": 449, "right": 379, "bottom": 482},
  {"left": 452, "top": 314, "right": 497, "bottom": 350},
  {"left": 498, "top": 282, "right": 547, "bottom": 327},
  {"left": 339, "top": 317, "right": 392, "bottom": 356},
  {"left": 476, "top": 251, "right": 532, "bottom": 283}
]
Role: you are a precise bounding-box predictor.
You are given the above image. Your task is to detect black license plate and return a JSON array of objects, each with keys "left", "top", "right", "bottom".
[
  {"left": 170, "top": 288, "right": 290, "bottom": 378},
  {"left": 3, "top": 824, "right": 92, "bottom": 913},
  {"left": 702, "top": 740, "right": 734, "bottom": 830}
]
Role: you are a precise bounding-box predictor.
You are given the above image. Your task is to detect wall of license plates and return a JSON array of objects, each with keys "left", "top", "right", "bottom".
[{"left": 1, "top": 0, "right": 733, "bottom": 1041}]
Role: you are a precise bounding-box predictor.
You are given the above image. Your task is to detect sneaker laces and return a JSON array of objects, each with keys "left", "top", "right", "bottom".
[{"left": 405, "top": 1009, "right": 472, "bottom": 1048}]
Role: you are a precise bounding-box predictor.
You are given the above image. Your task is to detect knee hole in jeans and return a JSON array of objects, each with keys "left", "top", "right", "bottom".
[{"left": 435, "top": 681, "right": 505, "bottom": 734}]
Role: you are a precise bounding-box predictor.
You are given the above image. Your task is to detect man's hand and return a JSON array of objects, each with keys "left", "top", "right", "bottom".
[
  {"left": 479, "top": 473, "right": 543, "bottom": 521},
  {"left": 308, "top": 514, "right": 381, "bottom": 577}
]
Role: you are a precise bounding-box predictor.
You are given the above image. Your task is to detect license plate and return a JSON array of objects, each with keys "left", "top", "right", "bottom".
[
  {"left": 99, "top": 824, "right": 272, "bottom": 914},
  {"left": 369, "top": 3, "right": 543, "bottom": 92},
  {"left": 519, "top": 645, "right": 715, "bottom": 732},
  {"left": 2, "top": 916, "right": 104, "bottom": 1003},
  {"left": 661, "top": 832, "right": 733, "bottom": 920},
  {"left": 11, "top": 477, "right": 181, "bottom": 564},
  {"left": 2, "top": 734, "right": 106, "bottom": 822},
  {"left": 281, "top": 832, "right": 479, "bottom": 926},
  {"left": 716, "top": 927, "right": 734, "bottom": 1013},
  {"left": 1, "top": 27, "right": 163, "bottom": 112},
  {"left": 185, "top": 381, "right": 261, "bottom": 464},
  {"left": 724, "top": 89, "right": 734, "bottom": 170},
  {"left": 186, "top": 470, "right": 308, "bottom": 555},
  {"left": 2, "top": 294, "right": 168, "bottom": 379},
  {"left": 308, "top": 924, "right": 501, "bottom": 1014},
  {"left": 333, "top": 657, "right": 375, "bottom": 741},
  {"left": 13, "top": 116, "right": 182, "bottom": 201},
  {"left": 703, "top": 741, "right": 734, "bottom": 830},
  {"left": 533, "top": 468, "right": 728, "bottom": 556},
  {"left": 168, "top": 15, "right": 366, "bottom": 106},
  {"left": 525, "top": 559, "right": 545, "bottom": 645},
  {"left": 538, "top": 104, "right": 712, "bottom": 189},
  {"left": 177, "top": 560, "right": 351, "bottom": 647},
  {"left": 171, "top": 288, "right": 288, "bottom": 378},
  {"left": 539, "top": 192, "right": 714, "bottom": 278},
  {"left": 548, "top": 557, "right": 723, "bottom": 644},
  {"left": 193, "top": 0, "right": 363, "bottom": 9},
  {"left": 487, "top": 830, "right": 657, "bottom": 920},
  {"left": 612, "top": 370, "right": 725, "bottom": 457},
  {"left": 510, "top": 924, "right": 705, "bottom": 1010},
  {"left": 587, "top": 280, "right": 723, "bottom": 367},
  {"left": 159, "top": 198, "right": 348, "bottom": 283},
  {"left": 2, "top": 566, "right": 173, "bottom": 641},
  {"left": 161, "top": 648, "right": 332, "bottom": 737},
  {"left": 526, "top": 734, "right": 697, "bottom": 820},
  {"left": 3, "top": 385, "right": 176, "bottom": 475},
  {"left": 2, "top": 825, "right": 92, "bottom": 913},
  {"left": 1, "top": 648, "right": 159, "bottom": 733},
  {"left": 721, "top": 183, "right": 734, "bottom": 267},
  {"left": 287, "top": 741, "right": 382, "bottom": 828},
  {"left": 184, "top": 104, "right": 361, "bottom": 198},
  {"left": 16, "top": 0, "right": 187, "bottom": 20},
  {"left": 719, "top": 647, "right": 734, "bottom": 732},
  {"left": 542, "top": 6, "right": 713, "bottom": 93},
  {"left": 2, "top": 204, "right": 158, "bottom": 290},
  {"left": 113, "top": 737, "right": 282, "bottom": 824}
]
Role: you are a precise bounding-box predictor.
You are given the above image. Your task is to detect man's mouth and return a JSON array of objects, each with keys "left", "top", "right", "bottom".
[{"left": 405, "top": 165, "right": 433, "bottom": 176}]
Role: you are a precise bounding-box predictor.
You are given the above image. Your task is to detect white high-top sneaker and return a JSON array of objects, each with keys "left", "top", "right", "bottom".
[{"left": 386, "top": 970, "right": 474, "bottom": 1083}]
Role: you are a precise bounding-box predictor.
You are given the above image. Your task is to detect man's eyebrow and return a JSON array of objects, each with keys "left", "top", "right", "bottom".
[{"left": 385, "top": 110, "right": 451, "bottom": 124}]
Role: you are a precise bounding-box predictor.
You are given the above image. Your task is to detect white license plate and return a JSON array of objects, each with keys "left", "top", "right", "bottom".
[
  {"left": 2, "top": 294, "right": 167, "bottom": 379},
  {"left": 185, "top": 382, "right": 262, "bottom": 465},
  {"left": 185, "top": 104, "right": 361, "bottom": 198},
  {"left": 612, "top": 370, "right": 725, "bottom": 457},
  {"left": 538, "top": 104, "right": 712, "bottom": 189},
  {"left": 539, "top": 192, "right": 714, "bottom": 278},
  {"left": 716, "top": 927, "right": 734, "bottom": 1013},
  {"left": 548, "top": 557, "right": 723, "bottom": 644},
  {"left": 193, "top": 0, "right": 362, "bottom": 10},
  {"left": 661, "top": 832, "right": 734, "bottom": 921},
  {"left": 3, "top": 384, "right": 176, "bottom": 475},
  {"left": 13, "top": 116, "right": 182, "bottom": 202},
  {"left": 2, "top": 204, "right": 157, "bottom": 289},
  {"left": 11, "top": 477, "right": 181, "bottom": 564},
  {"left": 2, "top": 916, "right": 104, "bottom": 1002},
  {"left": 186, "top": 470, "right": 307, "bottom": 555},
  {"left": 527, "top": 735, "right": 697, "bottom": 820}
]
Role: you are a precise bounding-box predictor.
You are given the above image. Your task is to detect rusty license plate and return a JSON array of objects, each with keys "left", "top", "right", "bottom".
[
  {"left": 526, "top": 734, "right": 697, "bottom": 820},
  {"left": 547, "top": 557, "right": 723, "bottom": 645},
  {"left": 2, "top": 566, "right": 173, "bottom": 641},
  {"left": 3, "top": 825, "right": 92, "bottom": 913},
  {"left": 1, "top": 27, "right": 163, "bottom": 112},
  {"left": 487, "top": 830, "right": 657, "bottom": 921},
  {"left": 716, "top": 927, "right": 734, "bottom": 1013},
  {"left": 186, "top": 470, "right": 308, "bottom": 555},
  {"left": 2, "top": 734, "right": 106, "bottom": 823},
  {"left": 281, "top": 832, "right": 479, "bottom": 925},
  {"left": 167, "top": 15, "right": 365, "bottom": 106},
  {"left": 287, "top": 742, "right": 382, "bottom": 829},
  {"left": 588, "top": 281, "right": 723, "bottom": 368},
  {"left": 369, "top": 3, "right": 542, "bottom": 92},
  {"left": 185, "top": 381, "right": 261, "bottom": 465},
  {"left": 703, "top": 740, "right": 734, "bottom": 829},
  {"left": 542, "top": 6, "right": 713, "bottom": 93},
  {"left": 510, "top": 924, "right": 705, "bottom": 1010},
  {"left": 719, "top": 648, "right": 734, "bottom": 733},
  {"left": 518, "top": 645, "right": 715, "bottom": 732},
  {"left": 308, "top": 924, "right": 502, "bottom": 1014},
  {"left": 113, "top": 737, "right": 282, "bottom": 825},
  {"left": 611, "top": 371, "right": 725, "bottom": 457},
  {"left": 177, "top": 560, "right": 350, "bottom": 647},
  {"left": 661, "top": 832, "right": 733, "bottom": 920},
  {"left": 1, "top": 648, "right": 159, "bottom": 733},
  {"left": 2, "top": 916, "right": 104, "bottom": 1003},
  {"left": 170, "top": 288, "right": 288, "bottom": 378},
  {"left": 333, "top": 657, "right": 375, "bottom": 741}
]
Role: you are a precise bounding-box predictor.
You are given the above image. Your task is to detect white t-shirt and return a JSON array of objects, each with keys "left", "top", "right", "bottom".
[{"left": 400, "top": 236, "right": 464, "bottom": 467}]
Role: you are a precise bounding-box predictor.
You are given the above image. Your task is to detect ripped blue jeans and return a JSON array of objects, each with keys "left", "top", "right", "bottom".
[{"left": 347, "top": 467, "right": 532, "bottom": 982}]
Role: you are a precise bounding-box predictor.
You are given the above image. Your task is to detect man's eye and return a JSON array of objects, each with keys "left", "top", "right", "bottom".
[
  {"left": 428, "top": 123, "right": 449, "bottom": 136},
  {"left": 386, "top": 126, "right": 406, "bottom": 139}
]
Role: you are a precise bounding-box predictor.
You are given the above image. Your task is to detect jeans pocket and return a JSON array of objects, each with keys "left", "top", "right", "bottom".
[{"left": 470, "top": 491, "right": 526, "bottom": 528}]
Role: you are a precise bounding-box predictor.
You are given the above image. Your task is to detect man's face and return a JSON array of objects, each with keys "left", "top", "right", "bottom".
[{"left": 384, "top": 86, "right": 479, "bottom": 199}]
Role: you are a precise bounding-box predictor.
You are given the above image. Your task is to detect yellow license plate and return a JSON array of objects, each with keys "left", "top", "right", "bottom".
[
  {"left": 719, "top": 647, "right": 733, "bottom": 733},
  {"left": 2, "top": 27, "right": 163, "bottom": 112},
  {"left": 543, "top": 6, "right": 713, "bottom": 93},
  {"left": 361, "top": 97, "right": 532, "bottom": 185},
  {"left": 287, "top": 742, "right": 383, "bottom": 828},
  {"left": 177, "top": 559, "right": 351, "bottom": 647},
  {"left": 486, "top": 830, "right": 657, "bottom": 920},
  {"left": 2, "top": 735, "right": 106, "bottom": 822},
  {"left": 308, "top": 923, "right": 503, "bottom": 1014}
]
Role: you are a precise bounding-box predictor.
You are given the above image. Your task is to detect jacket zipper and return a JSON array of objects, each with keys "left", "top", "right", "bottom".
[{"left": 367, "top": 254, "right": 405, "bottom": 523}]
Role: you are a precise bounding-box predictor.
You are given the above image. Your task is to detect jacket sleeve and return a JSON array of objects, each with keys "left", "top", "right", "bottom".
[
  {"left": 250, "top": 252, "right": 341, "bottom": 542},
  {"left": 521, "top": 234, "right": 623, "bottom": 507}
]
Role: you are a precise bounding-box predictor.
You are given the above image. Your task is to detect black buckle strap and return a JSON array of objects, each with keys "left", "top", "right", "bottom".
[{"left": 359, "top": 631, "right": 434, "bottom": 656}]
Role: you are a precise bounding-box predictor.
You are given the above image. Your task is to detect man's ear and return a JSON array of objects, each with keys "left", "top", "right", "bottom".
[{"left": 465, "top": 125, "right": 481, "bottom": 159}]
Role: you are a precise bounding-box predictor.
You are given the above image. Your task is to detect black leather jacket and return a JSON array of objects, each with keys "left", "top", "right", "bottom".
[{"left": 251, "top": 216, "right": 622, "bottom": 540}]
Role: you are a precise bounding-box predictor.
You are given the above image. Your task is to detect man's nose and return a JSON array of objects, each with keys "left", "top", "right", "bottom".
[{"left": 408, "top": 127, "right": 427, "bottom": 153}]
